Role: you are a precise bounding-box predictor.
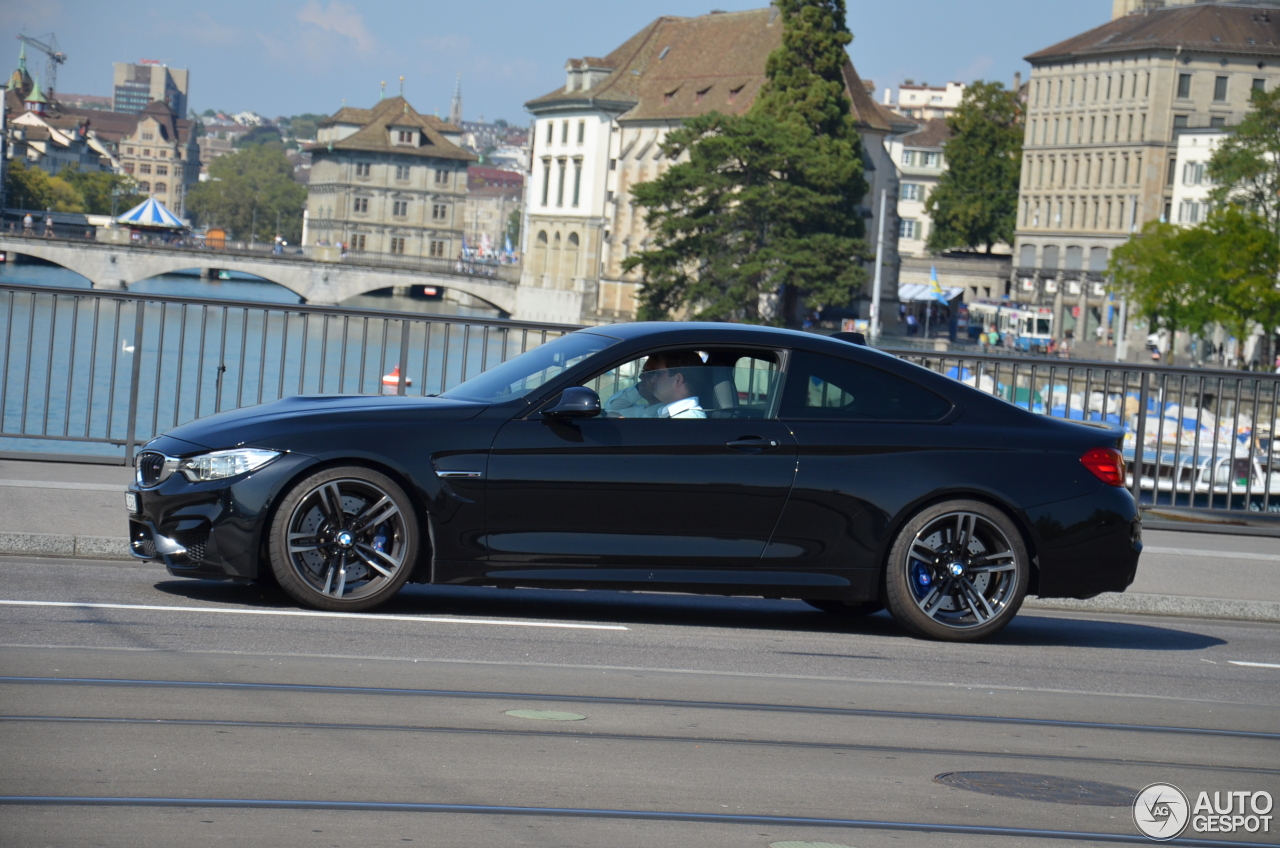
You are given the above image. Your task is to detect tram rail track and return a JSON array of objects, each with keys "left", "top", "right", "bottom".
[
  {"left": 3, "top": 713, "right": 1275, "bottom": 776},
  {"left": 1, "top": 796, "right": 1275, "bottom": 847},
  {"left": 4, "top": 675, "right": 1277, "bottom": 742}
]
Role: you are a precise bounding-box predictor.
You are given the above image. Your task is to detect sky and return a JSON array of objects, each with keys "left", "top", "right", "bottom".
[{"left": 3, "top": 1, "right": 1112, "bottom": 124}]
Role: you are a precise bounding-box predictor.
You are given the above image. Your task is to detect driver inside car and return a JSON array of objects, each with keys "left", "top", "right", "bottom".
[{"left": 603, "top": 351, "right": 707, "bottom": 419}]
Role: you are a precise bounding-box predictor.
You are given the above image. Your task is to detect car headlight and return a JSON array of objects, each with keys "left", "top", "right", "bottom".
[{"left": 179, "top": 448, "right": 281, "bottom": 482}]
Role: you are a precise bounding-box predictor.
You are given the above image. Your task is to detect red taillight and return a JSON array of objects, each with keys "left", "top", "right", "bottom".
[{"left": 1081, "top": 447, "right": 1126, "bottom": 487}]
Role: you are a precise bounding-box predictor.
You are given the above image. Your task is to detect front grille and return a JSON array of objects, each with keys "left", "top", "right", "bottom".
[
  {"left": 179, "top": 530, "right": 209, "bottom": 564},
  {"left": 137, "top": 452, "right": 166, "bottom": 487}
]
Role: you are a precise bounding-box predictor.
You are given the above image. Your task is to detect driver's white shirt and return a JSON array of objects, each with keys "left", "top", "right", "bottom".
[
  {"left": 656, "top": 397, "right": 706, "bottom": 419},
  {"left": 602, "top": 385, "right": 705, "bottom": 418}
]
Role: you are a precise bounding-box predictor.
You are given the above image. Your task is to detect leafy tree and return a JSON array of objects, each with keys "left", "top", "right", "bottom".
[
  {"left": 3, "top": 160, "right": 83, "bottom": 212},
  {"left": 493, "top": 118, "right": 508, "bottom": 129},
  {"left": 1198, "top": 207, "right": 1280, "bottom": 367},
  {"left": 625, "top": 0, "right": 869, "bottom": 323},
  {"left": 1110, "top": 220, "right": 1214, "bottom": 347},
  {"left": 59, "top": 169, "right": 142, "bottom": 216},
  {"left": 233, "top": 124, "right": 284, "bottom": 149},
  {"left": 185, "top": 145, "right": 307, "bottom": 243},
  {"left": 506, "top": 208, "right": 521, "bottom": 245},
  {"left": 279, "top": 113, "right": 326, "bottom": 141},
  {"left": 1208, "top": 86, "right": 1280, "bottom": 235},
  {"left": 201, "top": 108, "right": 217, "bottom": 118},
  {"left": 925, "top": 81, "right": 1023, "bottom": 254}
]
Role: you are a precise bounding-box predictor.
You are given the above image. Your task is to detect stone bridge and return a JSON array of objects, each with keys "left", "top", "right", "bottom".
[{"left": 0, "top": 235, "right": 519, "bottom": 315}]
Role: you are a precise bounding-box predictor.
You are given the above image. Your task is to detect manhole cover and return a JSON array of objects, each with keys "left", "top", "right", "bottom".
[
  {"left": 504, "top": 709, "right": 586, "bottom": 721},
  {"left": 934, "top": 772, "right": 1136, "bottom": 806}
]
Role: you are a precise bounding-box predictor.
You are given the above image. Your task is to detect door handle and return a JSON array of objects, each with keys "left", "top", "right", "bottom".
[{"left": 726, "top": 437, "right": 780, "bottom": 452}]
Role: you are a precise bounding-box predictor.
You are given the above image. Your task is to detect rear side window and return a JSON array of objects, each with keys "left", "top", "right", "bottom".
[{"left": 780, "top": 350, "right": 952, "bottom": 422}]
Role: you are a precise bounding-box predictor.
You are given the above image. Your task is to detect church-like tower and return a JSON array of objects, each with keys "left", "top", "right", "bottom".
[{"left": 449, "top": 74, "right": 462, "bottom": 126}]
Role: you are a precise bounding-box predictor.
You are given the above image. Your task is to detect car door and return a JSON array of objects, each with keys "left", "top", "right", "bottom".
[
  {"left": 483, "top": 347, "right": 798, "bottom": 581},
  {"left": 764, "top": 348, "right": 956, "bottom": 587}
]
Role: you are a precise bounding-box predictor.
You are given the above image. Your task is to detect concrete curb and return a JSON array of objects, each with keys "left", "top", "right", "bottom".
[
  {"left": 0, "top": 532, "right": 130, "bottom": 561},
  {"left": 1025, "top": 593, "right": 1280, "bottom": 623}
]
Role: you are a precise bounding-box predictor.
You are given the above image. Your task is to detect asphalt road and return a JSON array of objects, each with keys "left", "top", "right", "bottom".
[{"left": 0, "top": 557, "right": 1277, "bottom": 848}]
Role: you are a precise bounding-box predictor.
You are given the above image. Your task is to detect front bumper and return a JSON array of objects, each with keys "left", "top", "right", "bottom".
[{"left": 126, "top": 451, "right": 315, "bottom": 580}]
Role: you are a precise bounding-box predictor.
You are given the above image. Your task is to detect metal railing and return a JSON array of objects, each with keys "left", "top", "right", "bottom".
[
  {"left": 887, "top": 347, "right": 1280, "bottom": 527},
  {"left": 0, "top": 282, "right": 572, "bottom": 464},
  {"left": 0, "top": 229, "right": 521, "bottom": 283},
  {"left": 1, "top": 280, "right": 1275, "bottom": 529}
]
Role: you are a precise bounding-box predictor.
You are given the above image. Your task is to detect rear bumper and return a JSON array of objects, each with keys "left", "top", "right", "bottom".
[{"left": 1026, "top": 485, "right": 1142, "bottom": 600}]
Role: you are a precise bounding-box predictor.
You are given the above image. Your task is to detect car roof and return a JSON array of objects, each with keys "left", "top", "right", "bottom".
[{"left": 580, "top": 321, "right": 847, "bottom": 349}]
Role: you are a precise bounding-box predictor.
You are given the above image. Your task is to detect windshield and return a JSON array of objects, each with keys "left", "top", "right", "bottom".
[{"left": 440, "top": 331, "right": 618, "bottom": 404}]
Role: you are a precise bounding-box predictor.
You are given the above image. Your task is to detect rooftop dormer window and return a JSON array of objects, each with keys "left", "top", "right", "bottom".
[{"left": 395, "top": 130, "right": 415, "bottom": 145}]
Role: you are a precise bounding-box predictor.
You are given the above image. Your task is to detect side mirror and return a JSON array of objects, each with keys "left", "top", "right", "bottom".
[{"left": 543, "top": 386, "right": 602, "bottom": 419}]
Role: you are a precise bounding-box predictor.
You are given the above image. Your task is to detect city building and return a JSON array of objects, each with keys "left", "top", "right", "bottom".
[
  {"left": 886, "top": 119, "right": 950, "bottom": 257},
  {"left": 883, "top": 81, "right": 966, "bottom": 120},
  {"left": 1015, "top": 3, "right": 1280, "bottom": 341},
  {"left": 114, "top": 101, "right": 200, "bottom": 216},
  {"left": 112, "top": 61, "right": 188, "bottom": 116},
  {"left": 1169, "top": 128, "right": 1225, "bottom": 224},
  {"left": 196, "top": 135, "right": 234, "bottom": 177},
  {"left": 462, "top": 165, "right": 524, "bottom": 255},
  {"left": 304, "top": 96, "right": 475, "bottom": 258},
  {"left": 522, "top": 6, "right": 909, "bottom": 325}
]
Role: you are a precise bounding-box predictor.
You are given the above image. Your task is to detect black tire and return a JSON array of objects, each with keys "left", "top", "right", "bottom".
[
  {"left": 805, "top": 599, "right": 883, "bottom": 616},
  {"left": 268, "top": 466, "right": 419, "bottom": 612},
  {"left": 883, "top": 499, "right": 1028, "bottom": 642}
]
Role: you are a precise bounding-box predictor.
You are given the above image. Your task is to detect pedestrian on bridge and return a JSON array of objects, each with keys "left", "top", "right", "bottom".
[
  {"left": 23, "top": 213, "right": 33, "bottom": 235},
  {"left": 43, "top": 214, "right": 53, "bottom": 238}
]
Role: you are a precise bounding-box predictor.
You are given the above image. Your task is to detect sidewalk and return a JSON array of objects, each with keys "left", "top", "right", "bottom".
[{"left": 0, "top": 457, "right": 1276, "bottom": 622}]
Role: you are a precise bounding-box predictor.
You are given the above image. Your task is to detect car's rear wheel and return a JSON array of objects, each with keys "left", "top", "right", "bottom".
[
  {"left": 804, "top": 599, "right": 883, "bottom": 616},
  {"left": 883, "top": 500, "right": 1028, "bottom": 642},
  {"left": 268, "top": 466, "right": 418, "bottom": 611}
]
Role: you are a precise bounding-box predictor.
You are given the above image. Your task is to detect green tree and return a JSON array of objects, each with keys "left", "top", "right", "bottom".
[
  {"left": 233, "top": 124, "right": 284, "bottom": 149},
  {"left": 924, "top": 81, "right": 1023, "bottom": 254},
  {"left": 3, "top": 160, "right": 83, "bottom": 212},
  {"left": 185, "top": 145, "right": 307, "bottom": 243},
  {"left": 1198, "top": 207, "right": 1280, "bottom": 367},
  {"left": 625, "top": 0, "right": 869, "bottom": 323},
  {"left": 59, "top": 169, "right": 142, "bottom": 216},
  {"left": 1109, "top": 220, "right": 1215, "bottom": 348},
  {"left": 506, "top": 208, "right": 521, "bottom": 245},
  {"left": 1208, "top": 86, "right": 1280, "bottom": 235}
]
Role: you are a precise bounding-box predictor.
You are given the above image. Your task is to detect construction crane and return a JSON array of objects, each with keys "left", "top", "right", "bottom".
[{"left": 16, "top": 33, "right": 66, "bottom": 97}]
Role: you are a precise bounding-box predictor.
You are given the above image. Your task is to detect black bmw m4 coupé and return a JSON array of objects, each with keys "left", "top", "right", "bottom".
[{"left": 127, "top": 322, "right": 1141, "bottom": 641}]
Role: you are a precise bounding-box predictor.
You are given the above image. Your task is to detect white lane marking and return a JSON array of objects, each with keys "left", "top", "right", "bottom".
[
  {"left": 0, "top": 479, "right": 125, "bottom": 493},
  {"left": 1228, "top": 661, "right": 1280, "bottom": 669},
  {"left": 1143, "top": 546, "right": 1280, "bottom": 563},
  {"left": 0, "top": 600, "right": 627, "bottom": 631}
]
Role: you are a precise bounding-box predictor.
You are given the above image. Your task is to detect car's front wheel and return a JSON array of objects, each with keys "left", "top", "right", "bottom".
[
  {"left": 268, "top": 466, "right": 419, "bottom": 611},
  {"left": 883, "top": 500, "right": 1028, "bottom": 642}
]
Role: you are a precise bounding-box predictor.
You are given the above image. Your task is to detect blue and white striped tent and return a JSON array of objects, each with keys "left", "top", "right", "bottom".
[{"left": 116, "top": 197, "right": 186, "bottom": 229}]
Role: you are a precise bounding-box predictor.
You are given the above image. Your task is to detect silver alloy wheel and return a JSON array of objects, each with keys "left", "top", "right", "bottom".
[
  {"left": 284, "top": 477, "right": 409, "bottom": 601},
  {"left": 904, "top": 511, "right": 1019, "bottom": 631}
]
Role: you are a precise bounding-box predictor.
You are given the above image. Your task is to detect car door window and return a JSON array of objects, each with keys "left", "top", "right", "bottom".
[
  {"left": 780, "top": 350, "right": 952, "bottom": 422},
  {"left": 584, "top": 348, "right": 783, "bottom": 420}
]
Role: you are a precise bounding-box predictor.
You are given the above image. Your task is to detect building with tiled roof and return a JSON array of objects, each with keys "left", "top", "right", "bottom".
[
  {"left": 303, "top": 96, "right": 477, "bottom": 260},
  {"left": 1015, "top": 2, "right": 1280, "bottom": 344},
  {"left": 887, "top": 119, "right": 953, "bottom": 260},
  {"left": 115, "top": 100, "right": 200, "bottom": 216},
  {"left": 520, "top": 6, "right": 911, "bottom": 325}
]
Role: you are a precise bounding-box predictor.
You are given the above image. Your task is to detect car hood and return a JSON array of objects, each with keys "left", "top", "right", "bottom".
[{"left": 155, "top": 394, "right": 488, "bottom": 452}]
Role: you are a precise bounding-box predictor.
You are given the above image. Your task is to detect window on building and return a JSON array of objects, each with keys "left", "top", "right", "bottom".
[
  {"left": 1173, "top": 115, "right": 1189, "bottom": 130},
  {"left": 556, "top": 159, "right": 567, "bottom": 206},
  {"left": 390, "top": 237, "right": 406, "bottom": 254},
  {"left": 395, "top": 164, "right": 410, "bottom": 181},
  {"left": 155, "top": 182, "right": 166, "bottom": 193},
  {"left": 546, "top": 122, "right": 554, "bottom": 145},
  {"left": 901, "top": 149, "right": 914, "bottom": 166},
  {"left": 900, "top": 219, "right": 919, "bottom": 240},
  {"left": 432, "top": 204, "right": 447, "bottom": 220},
  {"left": 1179, "top": 201, "right": 1202, "bottom": 224},
  {"left": 1210, "top": 116, "right": 1226, "bottom": 129},
  {"left": 1167, "top": 157, "right": 1178, "bottom": 186},
  {"left": 125, "top": 147, "right": 134, "bottom": 155},
  {"left": 577, "top": 121, "right": 585, "bottom": 144},
  {"left": 1184, "top": 162, "right": 1207, "bottom": 185},
  {"left": 397, "top": 130, "right": 414, "bottom": 144},
  {"left": 155, "top": 165, "right": 168, "bottom": 176},
  {"left": 353, "top": 197, "right": 369, "bottom": 214},
  {"left": 923, "top": 152, "right": 940, "bottom": 168},
  {"left": 1177, "top": 73, "right": 1192, "bottom": 99},
  {"left": 356, "top": 162, "right": 371, "bottom": 178},
  {"left": 1254, "top": 78, "right": 1267, "bottom": 93},
  {"left": 159, "top": 150, "right": 168, "bottom": 158},
  {"left": 429, "top": 240, "right": 446, "bottom": 258},
  {"left": 141, "top": 132, "right": 154, "bottom": 141},
  {"left": 572, "top": 159, "right": 583, "bottom": 207},
  {"left": 1214, "top": 76, "right": 1229, "bottom": 102},
  {"left": 139, "top": 163, "right": 151, "bottom": 175},
  {"left": 541, "top": 160, "right": 551, "bottom": 206},
  {"left": 393, "top": 200, "right": 408, "bottom": 217},
  {"left": 561, "top": 121, "right": 569, "bottom": 143},
  {"left": 142, "top": 149, "right": 152, "bottom": 157},
  {"left": 435, "top": 169, "right": 449, "bottom": 186},
  {"left": 140, "top": 181, "right": 150, "bottom": 192},
  {"left": 609, "top": 158, "right": 617, "bottom": 171},
  {"left": 123, "top": 163, "right": 134, "bottom": 174},
  {"left": 901, "top": 183, "right": 922, "bottom": 201}
]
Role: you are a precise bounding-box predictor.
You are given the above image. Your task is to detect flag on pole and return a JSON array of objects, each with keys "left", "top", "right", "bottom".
[{"left": 930, "top": 266, "right": 950, "bottom": 304}]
